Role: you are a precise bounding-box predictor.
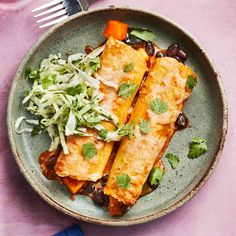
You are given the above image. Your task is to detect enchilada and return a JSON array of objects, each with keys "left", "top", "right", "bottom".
[{"left": 104, "top": 57, "right": 196, "bottom": 206}]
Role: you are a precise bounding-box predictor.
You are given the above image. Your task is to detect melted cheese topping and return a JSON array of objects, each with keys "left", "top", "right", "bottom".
[
  {"left": 55, "top": 37, "right": 147, "bottom": 181},
  {"left": 104, "top": 57, "right": 196, "bottom": 205}
]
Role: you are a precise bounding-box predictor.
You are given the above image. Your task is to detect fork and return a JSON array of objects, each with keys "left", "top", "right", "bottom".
[{"left": 32, "top": 0, "right": 92, "bottom": 29}]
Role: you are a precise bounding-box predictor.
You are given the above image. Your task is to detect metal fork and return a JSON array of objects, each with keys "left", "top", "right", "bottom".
[{"left": 32, "top": 0, "right": 92, "bottom": 29}]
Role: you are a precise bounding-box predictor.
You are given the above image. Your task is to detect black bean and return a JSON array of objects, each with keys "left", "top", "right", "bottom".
[
  {"left": 166, "top": 43, "right": 179, "bottom": 57},
  {"left": 173, "top": 56, "right": 182, "bottom": 62},
  {"left": 103, "top": 193, "right": 109, "bottom": 204},
  {"left": 45, "top": 156, "right": 57, "bottom": 170},
  {"left": 85, "top": 45, "right": 94, "bottom": 54},
  {"left": 101, "top": 175, "right": 108, "bottom": 187},
  {"left": 156, "top": 51, "right": 165, "bottom": 58},
  {"left": 92, "top": 189, "right": 104, "bottom": 205},
  {"left": 145, "top": 42, "right": 155, "bottom": 56},
  {"left": 84, "top": 183, "right": 95, "bottom": 194},
  {"left": 177, "top": 49, "right": 188, "bottom": 61},
  {"left": 175, "top": 112, "right": 189, "bottom": 130}
]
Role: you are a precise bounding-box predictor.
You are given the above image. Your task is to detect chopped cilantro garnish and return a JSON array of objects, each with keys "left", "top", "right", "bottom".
[
  {"left": 88, "top": 57, "right": 101, "bottom": 73},
  {"left": 166, "top": 153, "right": 180, "bottom": 169},
  {"left": 118, "top": 123, "right": 134, "bottom": 139},
  {"left": 123, "top": 63, "right": 134, "bottom": 73},
  {"left": 149, "top": 98, "right": 168, "bottom": 115},
  {"left": 149, "top": 167, "right": 164, "bottom": 186},
  {"left": 66, "top": 83, "right": 86, "bottom": 96},
  {"left": 139, "top": 119, "right": 150, "bottom": 134},
  {"left": 116, "top": 173, "right": 131, "bottom": 189},
  {"left": 82, "top": 143, "right": 97, "bottom": 160},
  {"left": 188, "top": 137, "right": 207, "bottom": 159},
  {"left": 118, "top": 82, "right": 137, "bottom": 99},
  {"left": 25, "top": 68, "right": 40, "bottom": 81},
  {"left": 98, "top": 129, "right": 109, "bottom": 140},
  {"left": 25, "top": 68, "right": 31, "bottom": 77},
  {"left": 114, "top": 122, "right": 120, "bottom": 131},
  {"left": 42, "top": 74, "right": 56, "bottom": 89},
  {"left": 129, "top": 27, "right": 156, "bottom": 42},
  {"left": 186, "top": 75, "right": 197, "bottom": 90}
]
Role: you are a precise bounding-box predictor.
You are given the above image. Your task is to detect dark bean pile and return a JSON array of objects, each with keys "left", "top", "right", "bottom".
[
  {"left": 82, "top": 175, "right": 109, "bottom": 206},
  {"left": 156, "top": 43, "right": 188, "bottom": 63},
  {"left": 83, "top": 182, "right": 95, "bottom": 194}
]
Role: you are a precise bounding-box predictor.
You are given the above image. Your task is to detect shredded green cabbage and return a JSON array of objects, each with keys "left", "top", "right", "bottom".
[{"left": 16, "top": 46, "right": 128, "bottom": 154}]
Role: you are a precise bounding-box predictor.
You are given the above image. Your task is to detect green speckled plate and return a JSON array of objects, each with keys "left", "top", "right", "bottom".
[{"left": 7, "top": 7, "right": 228, "bottom": 226}]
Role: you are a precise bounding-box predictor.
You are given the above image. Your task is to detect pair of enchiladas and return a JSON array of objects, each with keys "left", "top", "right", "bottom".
[{"left": 16, "top": 20, "right": 200, "bottom": 216}]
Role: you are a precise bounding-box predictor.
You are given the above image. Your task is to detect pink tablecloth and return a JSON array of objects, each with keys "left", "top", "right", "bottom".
[{"left": 0, "top": 0, "right": 236, "bottom": 235}]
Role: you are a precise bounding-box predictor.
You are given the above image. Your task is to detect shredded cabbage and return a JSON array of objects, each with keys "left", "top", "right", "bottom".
[{"left": 16, "top": 46, "right": 124, "bottom": 154}]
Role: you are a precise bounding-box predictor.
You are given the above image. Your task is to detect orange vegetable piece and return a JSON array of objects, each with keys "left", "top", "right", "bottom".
[
  {"left": 63, "top": 177, "right": 86, "bottom": 195},
  {"left": 104, "top": 20, "right": 128, "bottom": 40}
]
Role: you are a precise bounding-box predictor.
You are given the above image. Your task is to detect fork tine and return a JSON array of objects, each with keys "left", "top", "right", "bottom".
[
  {"left": 34, "top": 4, "right": 64, "bottom": 18},
  {"left": 31, "top": 0, "right": 63, "bottom": 13},
  {"left": 39, "top": 15, "right": 68, "bottom": 28},
  {"left": 36, "top": 9, "right": 67, "bottom": 23}
]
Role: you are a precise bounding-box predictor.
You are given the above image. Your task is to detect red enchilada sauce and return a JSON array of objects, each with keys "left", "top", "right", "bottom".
[{"left": 39, "top": 150, "right": 61, "bottom": 181}]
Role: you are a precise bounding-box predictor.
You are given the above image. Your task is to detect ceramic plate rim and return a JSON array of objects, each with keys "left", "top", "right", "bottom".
[{"left": 7, "top": 7, "right": 228, "bottom": 226}]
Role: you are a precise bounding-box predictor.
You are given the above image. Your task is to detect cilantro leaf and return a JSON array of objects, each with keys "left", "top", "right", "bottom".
[
  {"left": 118, "top": 82, "right": 137, "bottom": 99},
  {"left": 98, "top": 129, "right": 109, "bottom": 140},
  {"left": 129, "top": 27, "right": 156, "bottom": 42},
  {"left": 88, "top": 57, "right": 101, "bottom": 73},
  {"left": 25, "top": 68, "right": 40, "bottom": 81},
  {"left": 139, "top": 119, "right": 150, "bottom": 134},
  {"left": 82, "top": 113, "right": 100, "bottom": 128},
  {"left": 123, "top": 63, "right": 134, "bottom": 73},
  {"left": 116, "top": 174, "right": 131, "bottom": 189},
  {"left": 42, "top": 74, "right": 56, "bottom": 89},
  {"left": 66, "top": 83, "right": 86, "bottom": 96},
  {"left": 25, "top": 68, "right": 31, "bottom": 77},
  {"left": 166, "top": 153, "right": 180, "bottom": 169},
  {"left": 149, "top": 167, "right": 164, "bottom": 186},
  {"left": 118, "top": 123, "right": 134, "bottom": 139},
  {"left": 82, "top": 143, "right": 97, "bottom": 160},
  {"left": 188, "top": 137, "right": 207, "bottom": 159},
  {"left": 114, "top": 122, "right": 120, "bottom": 131},
  {"left": 186, "top": 75, "right": 197, "bottom": 90},
  {"left": 149, "top": 98, "right": 168, "bottom": 115}
]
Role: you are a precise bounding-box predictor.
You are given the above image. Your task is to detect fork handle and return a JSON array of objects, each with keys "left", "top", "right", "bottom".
[
  {"left": 65, "top": 0, "right": 92, "bottom": 15},
  {"left": 77, "top": 0, "right": 93, "bottom": 11}
]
